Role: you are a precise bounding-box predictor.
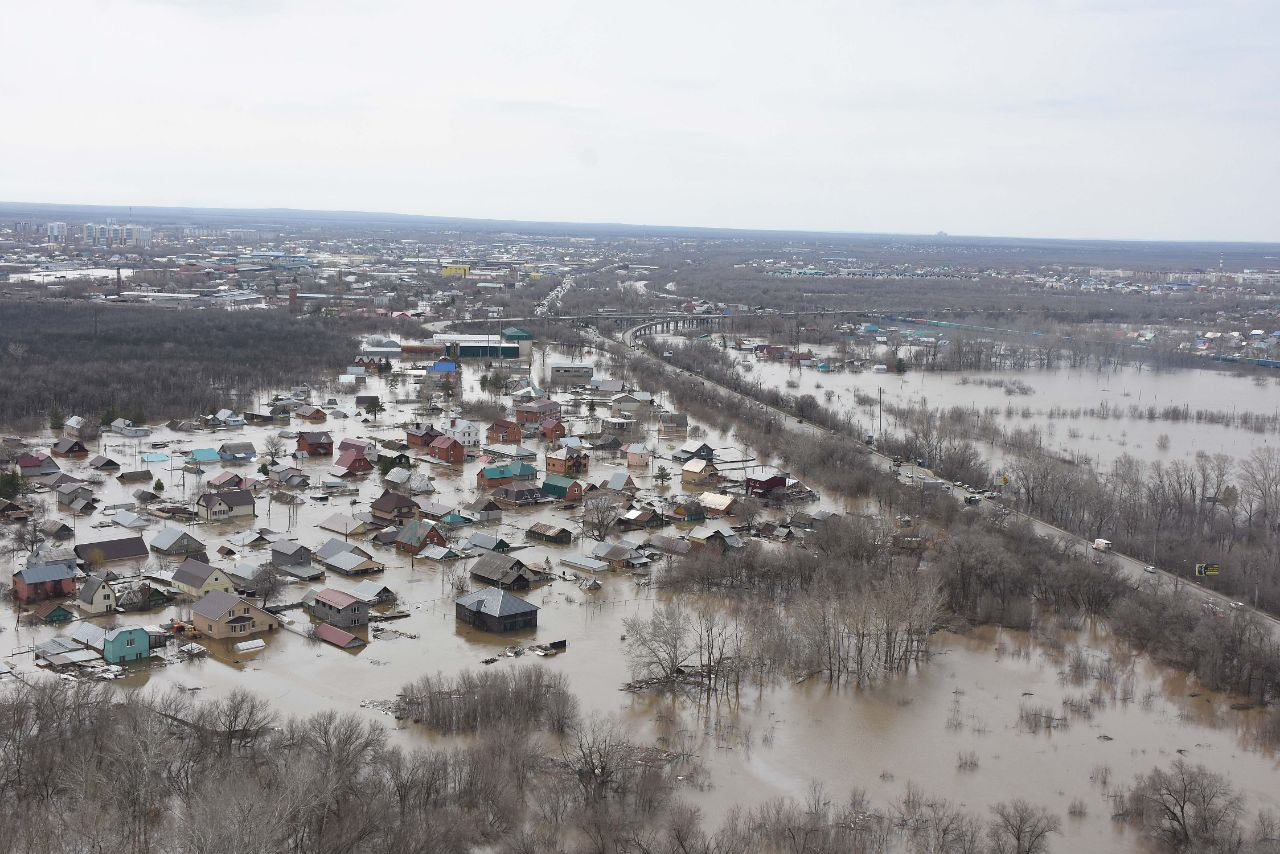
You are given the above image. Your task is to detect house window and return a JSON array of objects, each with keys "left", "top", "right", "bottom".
[{"left": 125, "top": 638, "right": 136, "bottom": 648}]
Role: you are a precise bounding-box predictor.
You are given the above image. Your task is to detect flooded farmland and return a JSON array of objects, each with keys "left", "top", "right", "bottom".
[
  {"left": 721, "top": 344, "right": 1280, "bottom": 470},
  {"left": 3, "top": 340, "right": 1278, "bottom": 851}
]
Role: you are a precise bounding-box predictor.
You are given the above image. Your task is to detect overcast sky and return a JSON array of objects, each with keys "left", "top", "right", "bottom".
[{"left": 2, "top": 0, "right": 1276, "bottom": 241}]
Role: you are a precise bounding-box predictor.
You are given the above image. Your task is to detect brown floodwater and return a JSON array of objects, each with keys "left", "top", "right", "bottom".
[
  {"left": 3, "top": 342, "right": 1277, "bottom": 850},
  {"left": 714, "top": 340, "right": 1280, "bottom": 470}
]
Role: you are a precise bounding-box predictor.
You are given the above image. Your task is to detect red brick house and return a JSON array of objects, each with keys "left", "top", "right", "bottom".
[
  {"left": 394, "top": 519, "right": 447, "bottom": 554},
  {"left": 51, "top": 438, "right": 89, "bottom": 458},
  {"left": 515, "top": 399, "right": 561, "bottom": 425},
  {"left": 546, "top": 446, "right": 589, "bottom": 476},
  {"left": 13, "top": 554, "right": 78, "bottom": 604},
  {"left": 540, "top": 419, "right": 566, "bottom": 442},
  {"left": 297, "top": 431, "right": 334, "bottom": 455},
  {"left": 406, "top": 422, "right": 442, "bottom": 449},
  {"left": 428, "top": 435, "right": 465, "bottom": 465},
  {"left": 487, "top": 420, "right": 522, "bottom": 445},
  {"left": 331, "top": 449, "right": 374, "bottom": 477}
]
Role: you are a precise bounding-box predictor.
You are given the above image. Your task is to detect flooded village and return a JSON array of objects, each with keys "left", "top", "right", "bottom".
[
  {"left": 2, "top": 212, "right": 1280, "bottom": 851},
  {"left": 1, "top": 320, "right": 1278, "bottom": 851}
]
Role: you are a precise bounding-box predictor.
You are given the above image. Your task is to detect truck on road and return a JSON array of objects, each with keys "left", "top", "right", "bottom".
[{"left": 1092, "top": 538, "right": 1113, "bottom": 552}]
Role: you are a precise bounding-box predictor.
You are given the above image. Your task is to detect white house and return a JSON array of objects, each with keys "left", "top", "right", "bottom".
[
  {"left": 440, "top": 417, "right": 482, "bottom": 447},
  {"left": 215, "top": 409, "right": 246, "bottom": 428},
  {"left": 110, "top": 418, "right": 151, "bottom": 438},
  {"left": 77, "top": 574, "right": 117, "bottom": 615}
]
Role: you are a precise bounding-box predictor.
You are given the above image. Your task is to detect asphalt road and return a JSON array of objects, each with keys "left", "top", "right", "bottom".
[{"left": 617, "top": 322, "right": 1278, "bottom": 632}]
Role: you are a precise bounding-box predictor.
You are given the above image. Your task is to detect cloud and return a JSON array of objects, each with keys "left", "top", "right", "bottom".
[{"left": 0, "top": 0, "right": 1276, "bottom": 240}]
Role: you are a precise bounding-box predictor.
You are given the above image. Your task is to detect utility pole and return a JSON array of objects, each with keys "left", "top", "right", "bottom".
[{"left": 878, "top": 387, "right": 884, "bottom": 436}]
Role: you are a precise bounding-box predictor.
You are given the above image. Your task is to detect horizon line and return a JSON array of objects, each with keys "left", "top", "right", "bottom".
[{"left": 3, "top": 198, "right": 1279, "bottom": 248}]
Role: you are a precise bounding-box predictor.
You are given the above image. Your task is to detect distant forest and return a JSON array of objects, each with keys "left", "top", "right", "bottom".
[{"left": 0, "top": 301, "right": 362, "bottom": 431}]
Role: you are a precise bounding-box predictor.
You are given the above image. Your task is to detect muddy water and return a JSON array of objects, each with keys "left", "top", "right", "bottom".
[
  {"left": 724, "top": 348, "right": 1280, "bottom": 470},
  {"left": 4, "top": 342, "right": 1278, "bottom": 850}
]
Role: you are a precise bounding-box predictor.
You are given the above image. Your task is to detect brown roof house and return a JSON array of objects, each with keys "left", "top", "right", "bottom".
[
  {"left": 469, "top": 552, "right": 540, "bottom": 591},
  {"left": 191, "top": 591, "right": 279, "bottom": 640},
  {"left": 297, "top": 431, "right": 334, "bottom": 456},
  {"left": 487, "top": 420, "right": 522, "bottom": 445},
  {"left": 515, "top": 398, "right": 561, "bottom": 425},
  {"left": 371, "top": 489, "right": 418, "bottom": 525}
]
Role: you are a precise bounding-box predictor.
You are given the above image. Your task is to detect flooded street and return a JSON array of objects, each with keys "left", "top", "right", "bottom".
[{"left": 3, "top": 340, "right": 1278, "bottom": 850}]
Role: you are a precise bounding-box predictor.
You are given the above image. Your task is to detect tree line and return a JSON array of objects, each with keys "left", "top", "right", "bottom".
[{"left": 0, "top": 300, "right": 364, "bottom": 430}]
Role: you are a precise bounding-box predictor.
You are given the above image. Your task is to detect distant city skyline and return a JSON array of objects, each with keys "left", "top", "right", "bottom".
[{"left": 1, "top": 0, "right": 1276, "bottom": 243}]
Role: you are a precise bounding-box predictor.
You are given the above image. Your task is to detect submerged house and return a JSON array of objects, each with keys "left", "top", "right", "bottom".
[
  {"left": 75, "top": 536, "right": 148, "bottom": 567},
  {"left": 455, "top": 588, "right": 538, "bottom": 633},
  {"left": 56, "top": 483, "right": 98, "bottom": 515},
  {"left": 89, "top": 454, "right": 121, "bottom": 473},
  {"left": 16, "top": 452, "right": 59, "bottom": 478},
  {"left": 545, "top": 446, "right": 589, "bottom": 476},
  {"left": 191, "top": 591, "right": 279, "bottom": 640},
  {"left": 77, "top": 574, "right": 117, "bottom": 615},
  {"left": 297, "top": 431, "right": 334, "bottom": 456},
  {"left": 371, "top": 490, "right": 418, "bottom": 526},
  {"left": 13, "top": 550, "right": 79, "bottom": 604},
  {"left": 150, "top": 527, "right": 206, "bottom": 557},
  {"left": 394, "top": 519, "right": 447, "bottom": 554},
  {"left": 469, "top": 552, "right": 539, "bottom": 590},
  {"left": 541, "top": 474, "right": 583, "bottom": 502},
  {"left": 311, "top": 588, "right": 370, "bottom": 628},
  {"left": 527, "top": 522, "right": 573, "bottom": 545},
  {"left": 681, "top": 458, "right": 718, "bottom": 485},
  {"left": 196, "top": 489, "right": 257, "bottom": 522},
  {"left": 218, "top": 442, "right": 257, "bottom": 464},
  {"left": 428, "top": 435, "right": 466, "bottom": 464},
  {"left": 51, "top": 438, "right": 89, "bottom": 458},
  {"left": 172, "top": 558, "right": 234, "bottom": 598}
]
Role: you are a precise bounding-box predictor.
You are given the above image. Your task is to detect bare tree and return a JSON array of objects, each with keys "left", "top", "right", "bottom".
[
  {"left": 5, "top": 501, "right": 47, "bottom": 556},
  {"left": 987, "top": 799, "right": 1061, "bottom": 854},
  {"left": 580, "top": 495, "right": 620, "bottom": 540},
  {"left": 623, "top": 604, "right": 695, "bottom": 684},
  {"left": 253, "top": 564, "right": 287, "bottom": 608},
  {"left": 559, "top": 716, "right": 639, "bottom": 803},
  {"left": 1128, "top": 759, "right": 1245, "bottom": 850},
  {"left": 262, "top": 434, "right": 285, "bottom": 460},
  {"left": 734, "top": 496, "right": 763, "bottom": 526}
]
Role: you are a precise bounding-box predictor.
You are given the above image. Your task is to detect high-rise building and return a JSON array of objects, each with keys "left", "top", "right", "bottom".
[
  {"left": 81, "top": 223, "right": 153, "bottom": 248},
  {"left": 13, "top": 221, "right": 33, "bottom": 241},
  {"left": 46, "top": 222, "right": 67, "bottom": 243}
]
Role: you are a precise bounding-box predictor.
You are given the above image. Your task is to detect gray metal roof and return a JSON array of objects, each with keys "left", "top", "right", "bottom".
[
  {"left": 191, "top": 590, "right": 243, "bottom": 620},
  {"left": 16, "top": 562, "right": 77, "bottom": 584},
  {"left": 173, "top": 559, "right": 220, "bottom": 588},
  {"left": 151, "top": 526, "right": 203, "bottom": 551},
  {"left": 78, "top": 574, "right": 108, "bottom": 603},
  {"left": 455, "top": 587, "right": 538, "bottom": 617}
]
